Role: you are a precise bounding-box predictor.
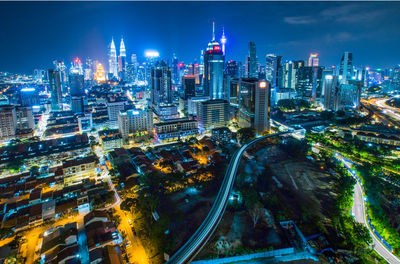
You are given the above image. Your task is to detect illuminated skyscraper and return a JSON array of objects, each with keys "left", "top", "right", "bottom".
[
  {"left": 118, "top": 37, "right": 127, "bottom": 79},
  {"left": 308, "top": 53, "right": 319, "bottom": 67},
  {"left": 71, "top": 58, "right": 83, "bottom": 75},
  {"left": 203, "top": 22, "right": 225, "bottom": 99},
  {"left": 108, "top": 38, "right": 118, "bottom": 78},
  {"left": 48, "top": 69, "right": 62, "bottom": 111},
  {"left": 235, "top": 79, "right": 271, "bottom": 133},
  {"left": 69, "top": 71, "right": 84, "bottom": 96},
  {"left": 172, "top": 54, "right": 179, "bottom": 85},
  {"left": 94, "top": 63, "right": 106, "bottom": 83},
  {"left": 247, "top": 42, "right": 258, "bottom": 78},
  {"left": 220, "top": 27, "right": 227, "bottom": 56},
  {"left": 53, "top": 60, "right": 67, "bottom": 93},
  {"left": 339, "top": 52, "right": 353, "bottom": 84},
  {"left": 266, "top": 54, "right": 278, "bottom": 87},
  {"left": 151, "top": 61, "right": 172, "bottom": 109}
]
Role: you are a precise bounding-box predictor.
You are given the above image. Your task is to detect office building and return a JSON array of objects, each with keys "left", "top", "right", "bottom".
[
  {"left": 20, "top": 88, "right": 40, "bottom": 107},
  {"left": 308, "top": 53, "right": 319, "bottom": 67},
  {"left": 0, "top": 105, "right": 17, "bottom": 139},
  {"left": 265, "top": 54, "right": 279, "bottom": 88},
  {"left": 48, "top": 69, "right": 62, "bottom": 111},
  {"left": 322, "top": 75, "right": 340, "bottom": 110},
  {"left": 107, "top": 100, "right": 127, "bottom": 121},
  {"left": 69, "top": 72, "right": 85, "bottom": 96},
  {"left": 187, "top": 96, "right": 209, "bottom": 116},
  {"left": 182, "top": 75, "right": 196, "bottom": 100},
  {"left": 203, "top": 22, "right": 225, "bottom": 99},
  {"left": 339, "top": 82, "right": 361, "bottom": 109},
  {"left": 225, "top": 60, "right": 240, "bottom": 78},
  {"left": 279, "top": 60, "right": 304, "bottom": 90},
  {"left": 118, "top": 108, "right": 153, "bottom": 137},
  {"left": 391, "top": 65, "right": 400, "bottom": 92},
  {"left": 16, "top": 106, "right": 35, "bottom": 131},
  {"left": 151, "top": 61, "right": 172, "bottom": 110},
  {"left": 247, "top": 42, "right": 258, "bottom": 78},
  {"left": 236, "top": 79, "right": 271, "bottom": 133},
  {"left": 71, "top": 96, "right": 84, "bottom": 113},
  {"left": 197, "top": 99, "right": 229, "bottom": 131},
  {"left": 296, "top": 66, "right": 323, "bottom": 99},
  {"left": 339, "top": 52, "right": 353, "bottom": 84}
]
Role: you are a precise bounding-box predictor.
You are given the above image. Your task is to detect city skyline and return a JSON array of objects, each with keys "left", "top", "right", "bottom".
[{"left": 2, "top": 1, "right": 400, "bottom": 73}]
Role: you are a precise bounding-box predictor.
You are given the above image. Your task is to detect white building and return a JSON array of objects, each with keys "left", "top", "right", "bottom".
[{"left": 118, "top": 108, "right": 153, "bottom": 137}]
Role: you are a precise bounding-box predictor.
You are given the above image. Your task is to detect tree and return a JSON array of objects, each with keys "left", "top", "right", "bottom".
[
  {"left": 353, "top": 221, "right": 372, "bottom": 244},
  {"left": 249, "top": 202, "right": 264, "bottom": 228},
  {"left": 237, "top": 127, "right": 255, "bottom": 144}
]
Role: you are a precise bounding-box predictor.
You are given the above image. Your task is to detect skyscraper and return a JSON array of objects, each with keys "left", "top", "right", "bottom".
[
  {"left": 203, "top": 22, "right": 225, "bottom": 100},
  {"left": 118, "top": 37, "right": 127, "bottom": 79},
  {"left": 225, "top": 60, "right": 239, "bottom": 78},
  {"left": 53, "top": 60, "right": 67, "bottom": 93},
  {"left": 69, "top": 71, "right": 85, "bottom": 96},
  {"left": 182, "top": 75, "right": 196, "bottom": 100},
  {"left": 197, "top": 99, "right": 229, "bottom": 131},
  {"left": 280, "top": 60, "right": 304, "bottom": 90},
  {"left": 151, "top": 61, "right": 172, "bottom": 110},
  {"left": 296, "top": 66, "right": 323, "bottom": 99},
  {"left": 0, "top": 105, "right": 17, "bottom": 139},
  {"left": 266, "top": 54, "right": 278, "bottom": 87},
  {"left": 323, "top": 74, "right": 339, "bottom": 110},
  {"left": 233, "top": 78, "right": 271, "bottom": 133},
  {"left": 339, "top": 52, "right": 353, "bottom": 84},
  {"left": 308, "top": 53, "right": 319, "bottom": 67},
  {"left": 172, "top": 54, "right": 179, "bottom": 85},
  {"left": 108, "top": 38, "right": 118, "bottom": 78},
  {"left": 48, "top": 69, "right": 62, "bottom": 111},
  {"left": 247, "top": 42, "right": 258, "bottom": 78},
  {"left": 391, "top": 65, "right": 400, "bottom": 92}
]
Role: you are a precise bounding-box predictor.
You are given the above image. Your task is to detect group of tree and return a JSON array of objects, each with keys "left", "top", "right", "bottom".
[
  {"left": 236, "top": 127, "right": 256, "bottom": 144},
  {"left": 277, "top": 99, "right": 311, "bottom": 112}
]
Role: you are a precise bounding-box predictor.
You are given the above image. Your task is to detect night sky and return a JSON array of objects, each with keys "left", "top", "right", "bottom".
[{"left": 1, "top": 1, "right": 400, "bottom": 74}]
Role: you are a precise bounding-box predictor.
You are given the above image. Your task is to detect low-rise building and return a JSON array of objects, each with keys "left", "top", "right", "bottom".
[
  {"left": 101, "top": 133, "right": 123, "bottom": 151},
  {"left": 154, "top": 118, "right": 198, "bottom": 141},
  {"left": 62, "top": 156, "right": 97, "bottom": 186},
  {"left": 211, "top": 127, "right": 233, "bottom": 142},
  {"left": 338, "top": 126, "right": 400, "bottom": 146}
]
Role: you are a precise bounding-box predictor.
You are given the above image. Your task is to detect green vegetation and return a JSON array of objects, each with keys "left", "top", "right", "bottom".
[
  {"left": 358, "top": 165, "right": 400, "bottom": 254},
  {"left": 236, "top": 127, "right": 255, "bottom": 144},
  {"left": 277, "top": 99, "right": 311, "bottom": 112}
]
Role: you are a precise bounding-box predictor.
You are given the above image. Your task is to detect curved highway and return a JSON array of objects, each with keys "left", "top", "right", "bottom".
[{"left": 166, "top": 131, "right": 291, "bottom": 264}]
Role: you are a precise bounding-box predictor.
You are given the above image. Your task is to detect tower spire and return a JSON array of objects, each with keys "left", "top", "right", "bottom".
[
  {"left": 120, "top": 36, "right": 126, "bottom": 57},
  {"left": 220, "top": 26, "right": 227, "bottom": 55},
  {"left": 212, "top": 21, "right": 215, "bottom": 41}
]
